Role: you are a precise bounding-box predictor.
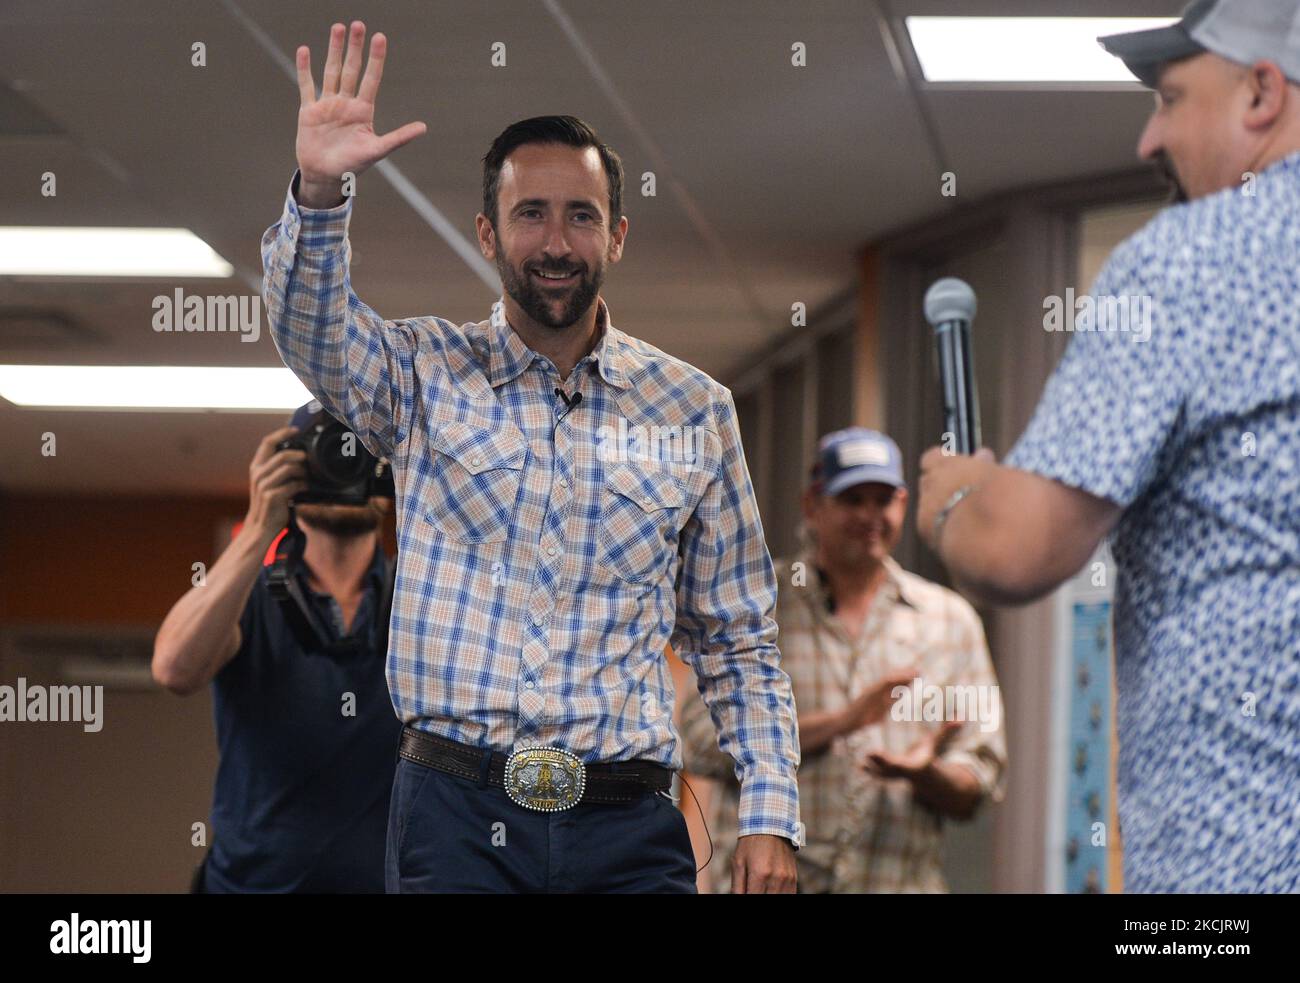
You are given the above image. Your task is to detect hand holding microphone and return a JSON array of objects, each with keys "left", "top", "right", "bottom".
[{"left": 917, "top": 278, "right": 996, "bottom": 557}]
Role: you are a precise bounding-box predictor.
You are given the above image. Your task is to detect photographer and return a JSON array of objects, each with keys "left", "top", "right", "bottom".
[{"left": 152, "top": 401, "right": 400, "bottom": 893}]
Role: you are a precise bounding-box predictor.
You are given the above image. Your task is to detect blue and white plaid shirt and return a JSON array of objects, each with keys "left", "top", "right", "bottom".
[
  {"left": 261, "top": 174, "right": 801, "bottom": 841},
  {"left": 1008, "top": 152, "right": 1300, "bottom": 892}
]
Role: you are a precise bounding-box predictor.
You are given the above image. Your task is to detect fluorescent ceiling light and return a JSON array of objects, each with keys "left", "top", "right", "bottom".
[
  {"left": 0, "top": 227, "right": 234, "bottom": 277},
  {"left": 906, "top": 17, "right": 1179, "bottom": 83},
  {"left": 0, "top": 366, "right": 312, "bottom": 410}
]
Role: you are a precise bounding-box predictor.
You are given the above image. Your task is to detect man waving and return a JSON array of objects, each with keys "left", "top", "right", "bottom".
[{"left": 261, "top": 21, "right": 801, "bottom": 893}]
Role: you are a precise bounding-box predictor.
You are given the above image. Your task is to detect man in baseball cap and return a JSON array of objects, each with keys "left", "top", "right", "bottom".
[
  {"left": 682, "top": 428, "right": 1005, "bottom": 893},
  {"left": 1099, "top": 0, "right": 1300, "bottom": 200},
  {"left": 918, "top": 0, "right": 1300, "bottom": 891}
]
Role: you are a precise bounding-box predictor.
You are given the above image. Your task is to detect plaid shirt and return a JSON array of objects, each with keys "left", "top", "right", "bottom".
[
  {"left": 260, "top": 174, "right": 801, "bottom": 841},
  {"left": 682, "top": 553, "right": 1005, "bottom": 891}
]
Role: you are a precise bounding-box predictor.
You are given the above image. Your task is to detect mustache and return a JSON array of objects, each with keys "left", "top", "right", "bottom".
[{"left": 1153, "top": 151, "right": 1188, "bottom": 204}]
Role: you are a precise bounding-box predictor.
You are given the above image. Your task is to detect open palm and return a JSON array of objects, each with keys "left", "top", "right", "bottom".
[
  {"left": 294, "top": 21, "right": 426, "bottom": 204},
  {"left": 864, "top": 720, "right": 963, "bottom": 779}
]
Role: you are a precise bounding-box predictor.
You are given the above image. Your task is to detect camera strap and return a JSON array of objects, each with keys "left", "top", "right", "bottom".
[{"left": 267, "top": 511, "right": 394, "bottom": 661}]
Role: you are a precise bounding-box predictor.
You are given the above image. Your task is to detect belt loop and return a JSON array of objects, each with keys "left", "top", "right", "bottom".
[{"left": 477, "top": 747, "right": 492, "bottom": 788}]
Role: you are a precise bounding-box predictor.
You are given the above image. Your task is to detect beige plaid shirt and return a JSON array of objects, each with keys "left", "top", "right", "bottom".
[{"left": 681, "top": 553, "right": 1006, "bottom": 892}]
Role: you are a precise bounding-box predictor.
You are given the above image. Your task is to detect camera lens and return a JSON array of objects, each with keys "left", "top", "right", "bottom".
[{"left": 312, "top": 420, "right": 371, "bottom": 487}]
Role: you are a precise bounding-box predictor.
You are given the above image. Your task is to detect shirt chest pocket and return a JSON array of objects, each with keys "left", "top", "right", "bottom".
[
  {"left": 599, "top": 463, "right": 686, "bottom": 584},
  {"left": 424, "top": 421, "right": 526, "bottom": 544}
]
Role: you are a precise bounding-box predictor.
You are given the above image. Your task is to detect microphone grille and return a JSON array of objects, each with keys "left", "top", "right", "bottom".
[{"left": 924, "top": 277, "right": 977, "bottom": 327}]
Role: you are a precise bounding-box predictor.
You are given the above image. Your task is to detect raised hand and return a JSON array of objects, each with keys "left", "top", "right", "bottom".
[{"left": 294, "top": 21, "right": 427, "bottom": 208}]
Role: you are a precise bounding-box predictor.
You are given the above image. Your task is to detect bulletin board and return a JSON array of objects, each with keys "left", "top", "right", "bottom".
[
  {"left": 1048, "top": 545, "right": 1120, "bottom": 893},
  {"left": 1063, "top": 600, "right": 1113, "bottom": 893}
]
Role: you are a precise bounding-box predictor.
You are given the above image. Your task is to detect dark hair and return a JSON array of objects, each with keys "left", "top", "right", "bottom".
[{"left": 482, "top": 115, "right": 624, "bottom": 232}]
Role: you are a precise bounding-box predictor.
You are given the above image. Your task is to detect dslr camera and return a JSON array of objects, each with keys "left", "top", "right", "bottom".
[{"left": 277, "top": 403, "right": 394, "bottom": 504}]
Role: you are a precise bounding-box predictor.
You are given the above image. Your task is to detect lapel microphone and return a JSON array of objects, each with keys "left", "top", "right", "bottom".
[{"left": 554, "top": 387, "right": 583, "bottom": 411}]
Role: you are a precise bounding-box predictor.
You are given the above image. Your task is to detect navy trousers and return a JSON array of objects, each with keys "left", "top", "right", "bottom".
[{"left": 385, "top": 756, "right": 698, "bottom": 893}]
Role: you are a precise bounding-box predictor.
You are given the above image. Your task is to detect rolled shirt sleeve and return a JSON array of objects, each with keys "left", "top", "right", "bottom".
[
  {"left": 936, "top": 603, "right": 1007, "bottom": 802},
  {"left": 671, "top": 387, "right": 803, "bottom": 844}
]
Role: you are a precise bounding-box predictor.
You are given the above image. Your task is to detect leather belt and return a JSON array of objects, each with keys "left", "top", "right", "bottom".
[{"left": 399, "top": 725, "right": 673, "bottom": 810}]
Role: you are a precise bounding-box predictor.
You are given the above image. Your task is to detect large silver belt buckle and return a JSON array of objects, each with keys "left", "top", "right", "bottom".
[{"left": 504, "top": 745, "right": 587, "bottom": 812}]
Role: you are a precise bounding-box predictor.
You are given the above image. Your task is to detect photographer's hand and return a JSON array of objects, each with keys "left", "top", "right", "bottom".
[
  {"left": 244, "top": 426, "right": 309, "bottom": 541},
  {"left": 295, "top": 21, "right": 427, "bottom": 208}
]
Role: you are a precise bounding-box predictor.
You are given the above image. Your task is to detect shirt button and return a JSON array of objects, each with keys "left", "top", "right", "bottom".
[
  {"left": 471, "top": 455, "right": 483, "bottom": 467},
  {"left": 546, "top": 546, "right": 557, "bottom": 556},
  {"left": 524, "top": 680, "right": 535, "bottom": 689},
  {"left": 558, "top": 477, "right": 569, "bottom": 488},
  {"left": 532, "top": 613, "right": 545, "bottom": 627},
  {"left": 643, "top": 496, "right": 653, "bottom": 506}
]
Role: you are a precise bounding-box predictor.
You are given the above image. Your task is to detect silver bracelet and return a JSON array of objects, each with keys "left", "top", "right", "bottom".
[{"left": 932, "top": 484, "right": 978, "bottom": 551}]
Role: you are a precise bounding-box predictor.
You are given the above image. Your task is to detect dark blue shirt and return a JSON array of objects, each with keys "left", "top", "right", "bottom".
[{"left": 204, "top": 543, "right": 401, "bottom": 893}]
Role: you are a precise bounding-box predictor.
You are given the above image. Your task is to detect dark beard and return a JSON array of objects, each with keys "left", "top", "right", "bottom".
[
  {"left": 295, "top": 503, "right": 382, "bottom": 538},
  {"left": 495, "top": 238, "right": 603, "bottom": 330},
  {"left": 1154, "top": 151, "right": 1189, "bottom": 204}
]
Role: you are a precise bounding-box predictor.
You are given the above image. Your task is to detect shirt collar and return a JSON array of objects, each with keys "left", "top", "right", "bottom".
[
  {"left": 803, "top": 551, "right": 918, "bottom": 614},
  {"left": 486, "top": 296, "right": 629, "bottom": 390},
  {"left": 882, "top": 556, "right": 919, "bottom": 609},
  {"left": 364, "top": 542, "right": 388, "bottom": 592},
  {"left": 1269, "top": 148, "right": 1300, "bottom": 177}
]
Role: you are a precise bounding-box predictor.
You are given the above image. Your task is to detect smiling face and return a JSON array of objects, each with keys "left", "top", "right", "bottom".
[
  {"left": 476, "top": 142, "right": 627, "bottom": 331},
  {"left": 804, "top": 481, "right": 908, "bottom": 571}
]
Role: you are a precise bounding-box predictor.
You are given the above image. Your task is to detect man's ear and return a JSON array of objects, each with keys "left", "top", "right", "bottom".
[
  {"left": 801, "top": 485, "right": 820, "bottom": 523},
  {"left": 1244, "top": 60, "right": 1288, "bottom": 129},
  {"left": 607, "top": 215, "right": 628, "bottom": 263},
  {"left": 475, "top": 213, "right": 497, "bottom": 261}
]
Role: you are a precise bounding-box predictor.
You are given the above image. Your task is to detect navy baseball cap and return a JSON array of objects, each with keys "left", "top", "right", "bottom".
[
  {"left": 288, "top": 398, "right": 325, "bottom": 431},
  {"left": 812, "top": 428, "right": 906, "bottom": 497},
  {"left": 1099, "top": 0, "right": 1300, "bottom": 89}
]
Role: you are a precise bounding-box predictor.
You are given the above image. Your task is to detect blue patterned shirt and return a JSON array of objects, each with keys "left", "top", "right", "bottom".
[
  {"left": 260, "top": 175, "right": 801, "bottom": 842},
  {"left": 1008, "top": 152, "right": 1300, "bottom": 892}
]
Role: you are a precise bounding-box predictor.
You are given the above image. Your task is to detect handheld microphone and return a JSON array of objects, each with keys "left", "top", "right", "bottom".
[{"left": 923, "top": 277, "right": 981, "bottom": 455}]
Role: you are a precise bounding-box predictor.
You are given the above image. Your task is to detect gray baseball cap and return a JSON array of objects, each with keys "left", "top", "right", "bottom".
[{"left": 1099, "top": 0, "right": 1300, "bottom": 88}]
